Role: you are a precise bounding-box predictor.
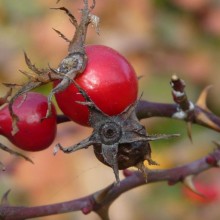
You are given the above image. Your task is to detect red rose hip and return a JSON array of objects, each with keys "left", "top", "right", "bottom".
[
  {"left": 0, "top": 92, "right": 57, "bottom": 151},
  {"left": 54, "top": 45, "right": 138, "bottom": 126}
]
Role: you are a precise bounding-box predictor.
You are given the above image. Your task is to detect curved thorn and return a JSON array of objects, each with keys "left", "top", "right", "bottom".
[
  {"left": 196, "top": 85, "right": 213, "bottom": 112},
  {"left": 183, "top": 175, "right": 204, "bottom": 197}
]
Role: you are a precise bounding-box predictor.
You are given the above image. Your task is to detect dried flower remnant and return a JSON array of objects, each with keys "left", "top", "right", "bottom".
[{"left": 54, "top": 82, "right": 179, "bottom": 184}]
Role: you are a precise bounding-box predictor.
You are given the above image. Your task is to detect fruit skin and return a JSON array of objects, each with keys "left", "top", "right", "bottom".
[
  {"left": 0, "top": 92, "right": 57, "bottom": 151},
  {"left": 54, "top": 45, "right": 138, "bottom": 126},
  {"left": 93, "top": 141, "right": 152, "bottom": 170}
]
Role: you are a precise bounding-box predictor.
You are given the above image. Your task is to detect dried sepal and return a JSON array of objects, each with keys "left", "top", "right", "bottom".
[
  {"left": 89, "top": 13, "right": 100, "bottom": 34},
  {"left": 136, "top": 161, "right": 148, "bottom": 182},
  {"left": 55, "top": 82, "right": 178, "bottom": 184},
  {"left": 52, "top": 28, "right": 71, "bottom": 43},
  {"left": 0, "top": 143, "right": 33, "bottom": 164},
  {"left": 51, "top": 7, "right": 78, "bottom": 28}
]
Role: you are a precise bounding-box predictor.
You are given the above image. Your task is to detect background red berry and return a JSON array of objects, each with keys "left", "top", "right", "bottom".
[{"left": 0, "top": 92, "right": 57, "bottom": 151}]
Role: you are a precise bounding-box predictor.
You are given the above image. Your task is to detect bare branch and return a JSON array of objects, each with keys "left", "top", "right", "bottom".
[{"left": 1, "top": 148, "right": 219, "bottom": 220}]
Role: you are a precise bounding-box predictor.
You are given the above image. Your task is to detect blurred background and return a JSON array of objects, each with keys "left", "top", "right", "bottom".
[{"left": 1, "top": 0, "right": 220, "bottom": 219}]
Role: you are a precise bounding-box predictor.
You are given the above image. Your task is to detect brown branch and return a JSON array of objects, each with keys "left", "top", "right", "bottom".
[
  {"left": 1, "top": 148, "right": 220, "bottom": 220},
  {"left": 136, "top": 100, "right": 220, "bottom": 132},
  {"left": 57, "top": 100, "right": 220, "bottom": 133}
]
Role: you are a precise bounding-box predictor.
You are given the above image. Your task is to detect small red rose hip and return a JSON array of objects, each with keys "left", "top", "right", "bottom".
[
  {"left": 0, "top": 92, "right": 57, "bottom": 151},
  {"left": 54, "top": 45, "right": 138, "bottom": 126}
]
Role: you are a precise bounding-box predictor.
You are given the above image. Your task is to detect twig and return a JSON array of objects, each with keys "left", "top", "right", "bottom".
[{"left": 0, "top": 148, "right": 219, "bottom": 220}]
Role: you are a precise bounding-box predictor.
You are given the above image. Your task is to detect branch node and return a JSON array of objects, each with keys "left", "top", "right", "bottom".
[
  {"left": 205, "top": 155, "right": 217, "bottom": 166},
  {"left": 81, "top": 206, "right": 92, "bottom": 215}
]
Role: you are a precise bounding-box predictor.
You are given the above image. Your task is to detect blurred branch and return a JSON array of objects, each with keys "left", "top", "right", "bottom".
[{"left": 1, "top": 147, "right": 220, "bottom": 220}]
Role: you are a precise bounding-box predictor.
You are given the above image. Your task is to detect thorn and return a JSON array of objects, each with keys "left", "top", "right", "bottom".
[
  {"left": 186, "top": 122, "right": 193, "bottom": 143},
  {"left": 196, "top": 85, "right": 213, "bottom": 112},
  {"left": 183, "top": 175, "right": 204, "bottom": 197},
  {"left": 1, "top": 189, "right": 11, "bottom": 205},
  {"left": 196, "top": 111, "right": 220, "bottom": 132}
]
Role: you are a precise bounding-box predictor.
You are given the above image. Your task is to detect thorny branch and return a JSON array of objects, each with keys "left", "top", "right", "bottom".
[
  {"left": 0, "top": 148, "right": 220, "bottom": 220},
  {"left": 1, "top": 74, "right": 220, "bottom": 219},
  {"left": 57, "top": 75, "right": 220, "bottom": 134},
  {"left": 54, "top": 82, "right": 178, "bottom": 184},
  {"left": 0, "top": 0, "right": 220, "bottom": 219}
]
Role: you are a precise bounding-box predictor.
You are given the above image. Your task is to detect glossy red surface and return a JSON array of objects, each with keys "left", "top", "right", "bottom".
[
  {"left": 54, "top": 45, "right": 138, "bottom": 126},
  {"left": 0, "top": 92, "right": 57, "bottom": 151}
]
